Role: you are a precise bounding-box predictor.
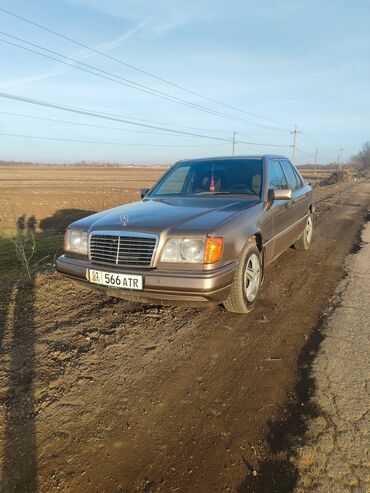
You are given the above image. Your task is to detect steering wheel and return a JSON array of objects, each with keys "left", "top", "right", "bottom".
[{"left": 231, "top": 184, "right": 255, "bottom": 194}]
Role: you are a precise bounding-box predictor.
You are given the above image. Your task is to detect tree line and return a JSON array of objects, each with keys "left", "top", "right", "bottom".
[{"left": 352, "top": 142, "right": 370, "bottom": 169}]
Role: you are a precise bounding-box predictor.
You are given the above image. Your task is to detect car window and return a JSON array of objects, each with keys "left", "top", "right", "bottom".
[
  {"left": 280, "top": 160, "right": 300, "bottom": 190},
  {"left": 293, "top": 167, "right": 304, "bottom": 188},
  {"left": 268, "top": 161, "right": 288, "bottom": 189},
  {"left": 150, "top": 159, "right": 263, "bottom": 196},
  {"left": 153, "top": 165, "right": 191, "bottom": 194}
]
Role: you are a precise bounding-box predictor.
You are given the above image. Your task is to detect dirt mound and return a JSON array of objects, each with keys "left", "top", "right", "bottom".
[{"left": 323, "top": 169, "right": 352, "bottom": 185}]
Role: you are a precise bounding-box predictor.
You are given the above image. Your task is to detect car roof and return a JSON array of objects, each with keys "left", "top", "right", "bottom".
[{"left": 176, "top": 154, "right": 288, "bottom": 164}]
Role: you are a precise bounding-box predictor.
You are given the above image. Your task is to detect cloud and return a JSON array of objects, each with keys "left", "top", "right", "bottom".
[
  {"left": 64, "top": 0, "right": 215, "bottom": 33},
  {"left": 73, "top": 19, "right": 148, "bottom": 59},
  {"left": 0, "top": 19, "right": 147, "bottom": 91},
  {"left": 0, "top": 0, "right": 198, "bottom": 93},
  {"left": 0, "top": 67, "right": 66, "bottom": 90}
]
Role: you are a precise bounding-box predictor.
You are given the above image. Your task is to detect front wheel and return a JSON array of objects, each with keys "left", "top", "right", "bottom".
[
  {"left": 294, "top": 213, "right": 313, "bottom": 250},
  {"left": 223, "top": 240, "right": 262, "bottom": 314}
]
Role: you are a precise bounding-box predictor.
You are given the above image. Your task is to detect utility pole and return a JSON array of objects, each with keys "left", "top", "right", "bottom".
[
  {"left": 232, "top": 130, "right": 237, "bottom": 156},
  {"left": 290, "top": 125, "right": 300, "bottom": 163},
  {"left": 314, "top": 148, "right": 318, "bottom": 175},
  {"left": 337, "top": 146, "right": 344, "bottom": 169}
]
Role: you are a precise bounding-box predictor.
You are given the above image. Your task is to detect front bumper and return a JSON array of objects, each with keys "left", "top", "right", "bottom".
[{"left": 56, "top": 255, "right": 236, "bottom": 305}]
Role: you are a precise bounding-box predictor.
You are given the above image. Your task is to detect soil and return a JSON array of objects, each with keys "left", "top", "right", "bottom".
[
  {"left": 0, "top": 167, "right": 369, "bottom": 493},
  {"left": 0, "top": 166, "right": 165, "bottom": 231}
]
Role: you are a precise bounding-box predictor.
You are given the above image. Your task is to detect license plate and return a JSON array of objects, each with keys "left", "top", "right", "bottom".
[{"left": 89, "top": 269, "right": 143, "bottom": 290}]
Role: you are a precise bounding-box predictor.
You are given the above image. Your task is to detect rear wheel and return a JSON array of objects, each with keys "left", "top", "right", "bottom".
[
  {"left": 294, "top": 213, "right": 313, "bottom": 250},
  {"left": 224, "top": 240, "right": 262, "bottom": 314}
]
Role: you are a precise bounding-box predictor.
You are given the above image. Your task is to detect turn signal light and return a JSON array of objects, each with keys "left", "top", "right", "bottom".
[{"left": 204, "top": 237, "right": 223, "bottom": 264}]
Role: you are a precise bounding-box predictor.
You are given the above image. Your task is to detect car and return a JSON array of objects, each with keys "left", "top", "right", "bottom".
[{"left": 56, "top": 155, "right": 314, "bottom": 314}]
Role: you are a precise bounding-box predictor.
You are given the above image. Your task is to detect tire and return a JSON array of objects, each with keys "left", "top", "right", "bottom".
[
  {"left": 294, "top": 213, "right": 313, "bottom": 250},
  {"left": 223, "top": 240, "right": 263, "bottom": 314}
]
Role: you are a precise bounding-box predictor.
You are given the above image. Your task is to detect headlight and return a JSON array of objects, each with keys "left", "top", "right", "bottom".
[
  {"left": 160, "top": 237, "right": 223, "bottom": 264},
  {"left": 161, "top": 237, "right": 205, "bottom": 263},
  {"left": 180, "top": 238, "right": 204, "bottom": 262},
  {"left": 160, "top": 238, "right": 181, "bottom": 262},
  {"left": 64, "top": 229, "right": 88, "bottom": 255}
]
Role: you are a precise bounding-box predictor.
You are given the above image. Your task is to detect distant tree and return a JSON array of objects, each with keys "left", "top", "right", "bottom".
[{"left": 352, "top": 142, "right": 370, "bottom": 169}]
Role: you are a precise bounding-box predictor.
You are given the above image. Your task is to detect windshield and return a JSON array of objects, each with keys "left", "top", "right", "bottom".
[{"left": 150, "top": 159, "right": 263, "bottom": 197}]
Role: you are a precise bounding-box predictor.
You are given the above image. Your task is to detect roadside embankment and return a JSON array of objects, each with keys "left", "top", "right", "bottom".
[{"left": 293, "top": 216, "right": 370, "bottom": 492}]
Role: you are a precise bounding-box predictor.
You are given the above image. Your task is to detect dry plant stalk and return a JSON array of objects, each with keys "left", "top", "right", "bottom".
[{"left": 12, "top": 231, "right": 36, "bottom": 280}]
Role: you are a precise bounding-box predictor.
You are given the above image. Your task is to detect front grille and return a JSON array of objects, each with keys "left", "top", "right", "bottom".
[{"left": 89, "top": 232, "right": 157, "bottom": 267}]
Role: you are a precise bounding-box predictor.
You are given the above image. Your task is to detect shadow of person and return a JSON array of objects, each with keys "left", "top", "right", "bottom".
[
  {"left": 1, "top": 217, "right": 38, "bottom": 493},
  {"left": 0, "top": 278, "right": 13, "bottom": 358},
  {"left": 2, "top": 274, "right": 37, "bottom": 493},
  {"left": 1, "top": 207, "right": 95, "bottom": 492},
  {"left": 27, "top": 216, "right": 37, "bottom": 231},
  {"left": 16, "top": 215, "right": 26, "bottom": 231}
]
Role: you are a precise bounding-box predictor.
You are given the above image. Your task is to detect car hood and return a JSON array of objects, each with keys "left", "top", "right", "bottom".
[{"left": 71, "top": 196, "right": 259, "bottom": 235}]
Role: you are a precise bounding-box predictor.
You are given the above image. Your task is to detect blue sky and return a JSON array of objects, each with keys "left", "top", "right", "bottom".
[{"left": 0, "top": 0, "right": 369, "bottom": 164}]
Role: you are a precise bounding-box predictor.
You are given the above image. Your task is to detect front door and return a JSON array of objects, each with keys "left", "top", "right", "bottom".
[
  {"left": 280, "top": 159, "right": 310, "bottom": 240},
  {"left": 265, "top": 160, "right": 297, "bottom": 261}
]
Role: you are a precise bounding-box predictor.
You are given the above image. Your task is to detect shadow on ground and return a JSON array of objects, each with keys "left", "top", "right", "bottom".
[
  {"left": 0, "top": 208, "right": 93, "bottom": 492},
  {"left": 236, "top": 314, "right": 325, "bottom": 493},
  {"left": 39, "top": 208, "right": 95, "bottom": 232},
  {"left": 1, "top": 274, "right": 37, "bottom": 492}
]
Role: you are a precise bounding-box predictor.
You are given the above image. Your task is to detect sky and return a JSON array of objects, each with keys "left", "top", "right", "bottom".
[{"left": 0, "top": 0, "right": 369, "bottom": 165}]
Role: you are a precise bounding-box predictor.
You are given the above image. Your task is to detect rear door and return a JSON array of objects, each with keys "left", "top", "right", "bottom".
[{"left": 280, "top": 159, "right": 310, "bottom": 240}]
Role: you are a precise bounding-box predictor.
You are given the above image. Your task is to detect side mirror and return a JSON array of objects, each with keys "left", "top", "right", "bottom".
[
  {"left": 270, "top": 188, "right": 292, "bottom": 201},
  {"left": 140, "top": 188, "right": 150, "bottom": 199}
]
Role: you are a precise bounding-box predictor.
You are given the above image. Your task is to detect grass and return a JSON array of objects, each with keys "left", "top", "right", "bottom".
[{"left": 0, "top": 229, "right": 63, "bottom": 279}]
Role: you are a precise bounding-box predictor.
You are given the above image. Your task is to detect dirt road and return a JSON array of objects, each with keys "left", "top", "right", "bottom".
[{"left": 0, "top": 180, "right": 369, "bottom": 493}]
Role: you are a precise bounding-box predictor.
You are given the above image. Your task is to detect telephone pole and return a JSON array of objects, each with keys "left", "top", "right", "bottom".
[
  {"left": 337, "top": 146, "right": 344, "bottom": 169},
  {"left": 290, "top": 125, "right": 300, "bottom": 163},
  {"left": 232, "top": 130, "right": 237, "bottom": 156},
  {"left": 314, "top": 148, "right": 318, "bottom": 175}
]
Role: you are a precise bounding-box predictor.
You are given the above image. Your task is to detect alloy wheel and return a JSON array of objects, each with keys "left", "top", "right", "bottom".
[{"left": 244, "top": 253, "right": 261, "bottom": 302}]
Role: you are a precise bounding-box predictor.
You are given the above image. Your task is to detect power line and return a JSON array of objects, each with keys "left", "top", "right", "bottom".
[
  {"left": 0, "top": 109, "right": 242, "bottom": 137},
  {"left": 0, "top": 131, "right": 288, "bottom": 150},
  {"left": 300, "top": 132, "right": 334, "bottom": 155},
  {"left": 0, "top": 110, "right": 289, "bottom": 148},
  {"left": 236, "top": 141, "right": 288, "bottom": 148},
  {"left": 300, "top": 133, "right": 317, "bottom": 148},
  {"left": 236, "top": 125, "right": 290, "bottom": 138},
  {"left": 0, "top": 36, "right": 250, "bottom": 128},
  {"left": 0, "top": 6, "right": 293, "bottom": 128},
  {"left": 0, "top": 110, "right": 212, "bottom": 138},
  {"left": 0, "top": 33, "right": 293, "bottom": 133},
  {"left": 296, "top": 148, "right": 315, "bottom": 158},
  {"left": 0, "top": 92, "right": 290, "bottom": 148},
  {"left": 0, "top": 91, "right": 233, "bottom": 142},
  {"left": 0, "top": 132, "right": 227, "bottom": 147}
]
